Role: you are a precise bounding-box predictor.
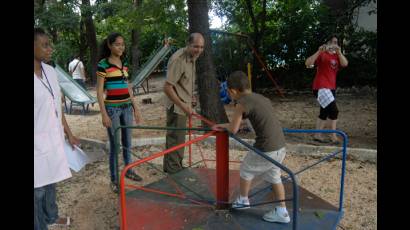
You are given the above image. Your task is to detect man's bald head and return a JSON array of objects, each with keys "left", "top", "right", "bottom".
[
  {"left": 186, "top": 33, "right": 204, "bottom": 60},
  {"left": 187, "top": 33, "right": 204, "bottom": 45}
]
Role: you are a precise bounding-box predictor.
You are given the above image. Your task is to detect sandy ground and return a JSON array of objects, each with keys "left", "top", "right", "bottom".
[
  {"left": 53, "top": 75, "right": 376, "bottom": 230},
  {"left": 64, "top": 74, "right": 377, "bottom": 149}
]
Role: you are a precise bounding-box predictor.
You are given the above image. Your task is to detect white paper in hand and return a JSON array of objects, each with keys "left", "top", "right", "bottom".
[{"left": 64, "top": 140, "right": 90, "bottom": 172}]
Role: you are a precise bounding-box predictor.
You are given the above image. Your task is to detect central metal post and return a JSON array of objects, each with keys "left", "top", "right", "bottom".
[{"left": 216, "top": 131, "right": 229, "bottom": 209}]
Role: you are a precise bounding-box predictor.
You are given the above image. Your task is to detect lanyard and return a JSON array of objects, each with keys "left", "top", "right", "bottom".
[
  {"left": 38, "top": 64, "right": 58, "bottom": 117},
  {"left": 39, "top": 66, "right": 55, "bottom": 99}
]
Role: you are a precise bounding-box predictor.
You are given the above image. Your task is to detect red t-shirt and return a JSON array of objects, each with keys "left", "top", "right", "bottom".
[{"left": 312, "top": 52, "right": 340, "bottom": 90}]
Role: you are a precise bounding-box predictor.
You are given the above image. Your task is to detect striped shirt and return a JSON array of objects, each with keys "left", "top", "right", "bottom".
[{"left": 97, "top": 58, "right": 131, "bottom": 107}]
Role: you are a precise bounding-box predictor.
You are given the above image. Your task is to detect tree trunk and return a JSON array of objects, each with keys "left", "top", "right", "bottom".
[
  {"left": 130, "top": 0, "right": 143, "bottom": 74},
  {"left": 187, "top": 0, "right": 228, "bottom": 123},
  {"left": 82, "top": 0, "right": 98, "bottom": 84},
  {"left": 79, "top": 18, "right": 88, "bottom": 68},
  {"left": 243, "top": 0, "right": 268, "bottom": 91},
  {"left": 131, "top": 29, "right": 142, "bottom": 74}
]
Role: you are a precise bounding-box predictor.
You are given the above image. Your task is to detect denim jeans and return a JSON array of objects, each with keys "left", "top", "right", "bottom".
[
  {"left": 106, "top": 104, "right": 134, "bottom": 184},
  {"left": 34, "top": 183, "right": 58, "bottom": 230}
]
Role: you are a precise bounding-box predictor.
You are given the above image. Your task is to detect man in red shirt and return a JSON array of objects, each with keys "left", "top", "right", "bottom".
[{"left": 305, "top": 35, "right": 348, "bottom": 144}]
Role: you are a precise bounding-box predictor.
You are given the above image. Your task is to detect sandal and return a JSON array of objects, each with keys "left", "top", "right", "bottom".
[
  {"left": 49, "top": 217, "right": 71, "bottom": 227},
  {"left": 125, "top": 171, "right": 143, "bottom": 182}
]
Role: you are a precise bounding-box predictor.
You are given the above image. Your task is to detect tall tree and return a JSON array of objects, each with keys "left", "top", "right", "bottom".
[
  {"left": 79, "top": 18, "right": 88, "bottom": 64},
  {"left": 187, "top": 0, "right": 228, "bottom": 123},
  {"left": 243, "top": 0, "right": 267, "bottom": 52},
  {"left": 242, "top": 0, "right": 267, "bottom": 90},
  {"left": 130, "top": 0, "right": 143, "bottom": 73},
  {"left": 81, "top": 0, "right": 98, "bottom": 83}
]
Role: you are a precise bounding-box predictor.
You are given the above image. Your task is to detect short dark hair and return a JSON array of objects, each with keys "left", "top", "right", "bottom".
[
  {"left": 227, "top": 71, "right": 250, "bottom": 92},
  {"left": 325, "top": 34, "right": 339, "bottom": 44},
  {"left": 34, "top": 27, "right": 47, "bottom": 41}
]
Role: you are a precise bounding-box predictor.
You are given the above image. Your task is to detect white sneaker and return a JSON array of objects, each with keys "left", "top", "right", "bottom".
[
  {"left": 231, "top": 196, "right": 250, "bottom": 209},
  {"left": 263, "top": 207, "right": 290, "bottom": 223}
]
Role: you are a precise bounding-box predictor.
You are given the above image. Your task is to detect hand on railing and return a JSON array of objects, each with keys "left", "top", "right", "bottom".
[{"left": 211, "top": 124, "right": 226, "bottom": 132}]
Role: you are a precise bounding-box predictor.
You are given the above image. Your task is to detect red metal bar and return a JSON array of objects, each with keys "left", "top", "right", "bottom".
[
  {"left": 194, "top": 142, "right": 209, "bottom": 168},
  {"left": 249, "top": 45, "right": 285, "bottom": 97},
  {"left": 216, "top": 131, "right": 229, "bottom": 209},
  {"left": 120, "top": 131, "right": 215, "bottom": 230},
  {"left": 191, "top": 113, "right": 215, "bottom": 127},
  {"left": 189, "top": 115, "right": 192, "bottom": 166},
  {"left": 124, "top": 184, "right": 212, "bottom": 207},
  {"left": 166, "top": 177, "right": 185, "bottom": 196},
  {"left": 125, "top": 184, "right": 186, "bottom": 199},
  {"left": 202, "top": 159, "right": 241, "bottom": 164},
  {"left": 210, "top": 29, "right": 284, "bottom": 97}
]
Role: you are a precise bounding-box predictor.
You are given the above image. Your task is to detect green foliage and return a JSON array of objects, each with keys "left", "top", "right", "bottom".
[
  {"left": 52, "top": 35, "right": 79, "bottom": 69},
  {"left": 338, "top": 29, "right": 377, "bottom": 87},
  {"left": 211, "top": 33, "right": 252, "bottom": 80},
  {"left": 34, "top": 0, "right": 376, "bottom": 89},
  {"left": 35, "top": 0, "right": 189, "bottom": 75},
  {"left": 35, "top": 0, "right": 80, "bottom": 34},
  {"left": 212, "top": 0, "right": 376, "bottom": 89}
]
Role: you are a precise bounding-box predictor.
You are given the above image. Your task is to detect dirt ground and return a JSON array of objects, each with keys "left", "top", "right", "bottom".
[
  {"left": 55, "top": 74, "right": 376, "bottom": 230},
  {"left": 65, "top": 74, "right": 377, "bottom": 149}
]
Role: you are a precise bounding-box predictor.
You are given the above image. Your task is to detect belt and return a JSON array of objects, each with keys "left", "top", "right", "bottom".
[
  {"left": 117, "top": 103, "right": 132, "bottom": 109},
  {"left": 106, "top": 103, "right": 132, "bottom": 109}
]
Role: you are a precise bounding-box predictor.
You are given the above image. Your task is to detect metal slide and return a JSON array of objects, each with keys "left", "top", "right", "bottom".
[
  {"left": 131, "top": 44, "right": 172, "bottom": 91},
  {"left": 53, "top": 43, "right": 171, "bottom": 114},
  {"left": 54, "top": 64, "right": 97, "bottom": 114}
]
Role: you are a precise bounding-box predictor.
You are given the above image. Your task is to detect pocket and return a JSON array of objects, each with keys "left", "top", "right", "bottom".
[
  {"left": 126, "top": 104, "right": 134, "bottom": 113},
  {"left": 106, "top": 106, "right": 119, "bottom": 118},
  {"left": 180, "top": 73, "right": 189, "bottom": 87},
  {"left": 106, "top": 107, "right": 114, "bottom": 116},
  {"left": 34, "top": 132, "right": 52, "bottom": 158},
  {"left": 122, "top": 106, "right": 134, "bottom": 125}
]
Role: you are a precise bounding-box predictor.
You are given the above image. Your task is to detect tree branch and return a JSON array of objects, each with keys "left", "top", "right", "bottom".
[{"left": 243, "top": 0, "right": 259, "bottom": 34}]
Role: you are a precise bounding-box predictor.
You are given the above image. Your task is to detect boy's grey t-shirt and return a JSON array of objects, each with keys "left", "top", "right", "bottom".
[{"left": 237, "top": 93, "right": 285, "bottom": 152}]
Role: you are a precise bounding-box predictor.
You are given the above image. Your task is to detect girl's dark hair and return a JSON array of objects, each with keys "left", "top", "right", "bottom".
[
  {"left": 34, "top": 27, "right": 47, "bottom": 41},
  {"left": 98, "top": 32, "right": 126, "bottom": 61},
  {"left": 325, "top": 34, "right": 339, "bottom": 44},
  {"left": 227, "top": 71, "right": 250, "bottom": 92}
]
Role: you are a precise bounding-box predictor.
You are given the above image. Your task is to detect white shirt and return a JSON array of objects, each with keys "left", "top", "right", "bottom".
[
  {"left": 68, "top": 58, "right": 85, "bottom": 80},
  {"left": 34, "top": 62, "right": 72, "bottom": 188}
]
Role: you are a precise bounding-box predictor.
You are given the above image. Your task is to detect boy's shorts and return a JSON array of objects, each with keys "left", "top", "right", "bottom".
[{"left": 240, "top": 147, "right": 286, "bottom": 184}]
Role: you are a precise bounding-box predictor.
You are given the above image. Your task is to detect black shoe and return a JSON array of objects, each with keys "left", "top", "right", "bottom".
[{"left": 125, "top": 171, "right": 143, "bottom": 182}]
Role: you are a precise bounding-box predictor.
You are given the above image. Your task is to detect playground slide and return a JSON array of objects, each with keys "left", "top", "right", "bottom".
[
  {"left": 53, "top": 43, "right": 170, "bottom": 112},
  {"left": 131, "top": 44, "right": 172, "bottom": 89},
  {"left": 54, "top": 64, "right": 97, "bottom": 109}
]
